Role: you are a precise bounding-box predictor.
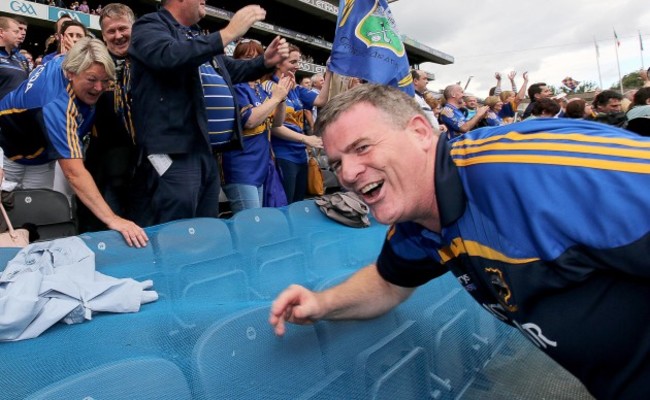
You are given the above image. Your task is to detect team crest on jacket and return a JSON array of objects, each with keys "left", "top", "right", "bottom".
[{"left": 485, "top": 267, "right": 518, "bottom": 312}]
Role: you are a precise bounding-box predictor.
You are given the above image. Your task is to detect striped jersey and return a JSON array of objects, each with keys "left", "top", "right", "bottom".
[
  {"left": 377, "top": 118, "right": 650, "bottom": 399},
  {"left": 0, "top": 56, "right": 95, "bottom": 165}
]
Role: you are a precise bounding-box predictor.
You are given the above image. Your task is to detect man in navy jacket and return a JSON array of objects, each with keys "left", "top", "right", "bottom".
[{"left": 129, "top": 0, "right": 288, "bottom": 226}]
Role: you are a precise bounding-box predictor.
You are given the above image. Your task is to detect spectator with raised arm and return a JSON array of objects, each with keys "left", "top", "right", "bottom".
[
  {"left": 222, "top": 39, "right": 293, "bottom": 212},
  {"left": 498, "top": 71, "right": 528, "bottom": 124},
  {"left": 270, "top": 44, "right": 331, "bottom": 203},
  {"left": 128, "top": 0, "right": 289, "bottom": 226},
  {"left": 440, "top": 84, "right": 489, "bottom": 139}
]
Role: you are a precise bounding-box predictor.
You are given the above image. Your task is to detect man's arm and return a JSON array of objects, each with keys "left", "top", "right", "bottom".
[
  {"left": 492, "top": 72, "right": 502, "bottom": 96},
  {"left": 58, "top": 159, "right": 148, "bottom": 248},
  {"left": 515, "top": 72, "right": 529, "bottom": 105},
  {"left": 269, "top": 264, "right": 415, "bottom": 336},
  {"left": 129, "top": 5, "right": 265, "bottom": 71},
  {"left": 459, "top": 106, "right": 490, "bottom": 133},
  {"left": 129, "top": 15, "right": 225, "bottom": 71}
]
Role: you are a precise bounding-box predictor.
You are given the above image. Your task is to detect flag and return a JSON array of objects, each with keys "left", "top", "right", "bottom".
[
  {"left": 614, "top": 29, "right": 620, "bottom": 47},
  {"left": 561, "top": 76, "right": 580, "bottom": 91},
  {"left": 594, "top": 38, "right": 600, "bottom": 58},
  {"left": 330, "top": 0, "right": 414, "bottom": 95}
]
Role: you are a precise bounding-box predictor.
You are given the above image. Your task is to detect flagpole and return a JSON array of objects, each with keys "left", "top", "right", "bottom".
[
  {"left": 614, "top": 29, "right": 624, "bottom": 94},
  {"left": 594, "top": 37, "right": 603, "bottom": 89},
  {"left": 640, "top": 31, "right": 645, "bottom": 70}
]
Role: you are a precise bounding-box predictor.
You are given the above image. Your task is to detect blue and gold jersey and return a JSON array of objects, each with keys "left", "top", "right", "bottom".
[
  {"left": 0, "top": 48, "right": 29, "bottom": 100},
  {"left": 221, "top": 81, "right": 272, "bottom": 186},
  {"left": 271, "top": 81, "right": 317, "bottom": 164},
  {"left": 440, "top": 103, "right": 467, "bottom": 139},
  {"left": 376, "top": 118, "right": 650, "bottom": 399},
  {"left": 0, "top": 57, "right": 95, "bottom": 165}
]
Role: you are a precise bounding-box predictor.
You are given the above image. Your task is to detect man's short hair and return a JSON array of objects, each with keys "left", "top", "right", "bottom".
[
  {"left": 531, "top": 98, "right": 560, "bottom": 117},
  {"left": 60, "top": 20, "right": 89, "bottom": 37},
  {"left": 315, "top": 84, "right": 426, "bottom": 137},
  {"left": 443, "top": 84, "right": 459, "bottom": 101},
  {"left": 62, "top": 37, "right": 116, "bottom": 80},
  {"left": 100, "top": 3, "right": 136, "bottom": 28},
  {"left": 592, "top": 90, "right": 623, "bottom": 108},
  {"left": 13, "top": 16, "right": 27, "bottom": 26},
  {"left": 633, "top": 87, "right": 650, "bottom": 107},
  {"left": 527, "top": 82, "right": 547, "bottom": 101},
  {"left": 410, "top": 69, "right": 421, "bottom": 81},
  {"left": 0, "top": 16, "right": 18, "bottom": 31},
  {"left": 311, "top": 73, "right": 323, "bottom": 83},
  {"left": 55, "top": 14, "right": 73, "bottom": 33},
  {"left": 564, "top": 99, "right": 586, "bottom": 119}
]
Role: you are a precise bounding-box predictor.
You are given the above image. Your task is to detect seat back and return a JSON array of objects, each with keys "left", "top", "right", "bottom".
[
  {"left": 154, "top": 218, "right": 233, "bottom": 267},
  {"left": 25, "top": 357, "right": 191, "bottom": 400},
  {"left": 192, "top": 305, "right": 332, "bottom": 399},
  {"left": 229, "top": 207, "right": 292, "bottom": 251},
  {"left": 5, "top": 189, "right": 77, "bottom": 240}
]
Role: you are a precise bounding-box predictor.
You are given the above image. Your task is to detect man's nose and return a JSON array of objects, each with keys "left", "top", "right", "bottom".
[{"left": 338, "top": 158, "right": 363, "bottom": 186}]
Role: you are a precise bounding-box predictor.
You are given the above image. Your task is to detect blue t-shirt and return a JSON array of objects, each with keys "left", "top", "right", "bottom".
[
  {"left": 376, "top": 118, "right": 650, "bottom": 400},
  {"left": 0, "top": 57, "right": 95, "bottom": 165},
  {"left": 271, "top": 81, "right": 317, "bottom": 164},
  {"left": 221, "top": 81, "right": 272, "bottom": 186}
]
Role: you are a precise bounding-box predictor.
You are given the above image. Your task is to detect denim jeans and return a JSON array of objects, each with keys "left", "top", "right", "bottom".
[
  {"left": 276, "top": 158, "right": 308, "bottom": 203},
  {"left": 223, "top": 183, "right": 263, "bottom": 213}
]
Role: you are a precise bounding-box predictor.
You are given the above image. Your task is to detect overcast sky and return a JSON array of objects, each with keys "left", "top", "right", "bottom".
[{"left": 389, "top": 0, "right": 650, "bottom": 97}]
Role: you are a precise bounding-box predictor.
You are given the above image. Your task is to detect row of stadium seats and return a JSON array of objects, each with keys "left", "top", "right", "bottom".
[{"left": 0, "top": 201, "right": 518, "bottom": 399}]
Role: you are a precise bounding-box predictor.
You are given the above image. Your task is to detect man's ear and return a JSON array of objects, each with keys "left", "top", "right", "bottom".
[{"left": 407, "top": 113, "right": 435, "bottom": 150}]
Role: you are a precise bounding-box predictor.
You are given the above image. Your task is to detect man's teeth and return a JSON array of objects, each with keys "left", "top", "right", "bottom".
[{"left": 361, "top": 182, "right": 381, "bottom": 194}]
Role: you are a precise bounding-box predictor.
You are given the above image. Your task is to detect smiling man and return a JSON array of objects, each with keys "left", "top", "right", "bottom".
[
  {"left": 78, "top": 3, "right": 137, "bottom": 232},
  {"left": 0, "top": 38, "right": 148, "bottom": 248},
  {"left": 269, "top": 84, "right": 650, "bottom": 400}
]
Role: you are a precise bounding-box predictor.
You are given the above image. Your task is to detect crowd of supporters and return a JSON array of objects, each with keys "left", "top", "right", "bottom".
[
  {"left": 0, "top": 3, "right": 649, "bottom": 246},
  {"left": 414, "top": 69, "right": 650, "bottom": 140}
]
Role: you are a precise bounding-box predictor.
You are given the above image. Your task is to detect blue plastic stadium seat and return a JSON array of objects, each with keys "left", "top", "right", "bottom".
[
  {"left": 154, "top": 218, "right": 233, "bottom": 267},
  {"left": 192, "top": 305, "right": 346, "bottom": 399},
  {"left": 79, "top": 229, "right": 157, "bottom": 279},
  {"left": 78, "top": 229, "right": 168, "bottom": 307},
  {"left": 354, "top": 320, "right": 431, "bottom": 399},
  {"left": 285, "top": 200, "right": 356, "bottom": 278},
  {"left": 0, "top": 247, "right": 20, "bottom": 271},
  {"left": 229, "top": 208, "right": 292, "bottom": 251},
  {"left": 315, "top": 311, "right": 401, "bottom": 373},
  {"left": 285, "top": 200, "right": 388, "bottom": 270},
  {"left": 368, "top": 347, "right": 431, "bottom": 400},
  {"left": 24, "top": 357, "right": 191, "bottom": 400},
  {"left": 420, "top": 287, "right": 484, "bottom": 399},
  {"left": 229, "top": 208, "right": 311, "bottom": 298}
]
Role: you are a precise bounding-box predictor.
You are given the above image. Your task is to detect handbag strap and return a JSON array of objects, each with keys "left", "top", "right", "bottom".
[{"left": 0, "top": 196, "right": 18, "bottom": 239}]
